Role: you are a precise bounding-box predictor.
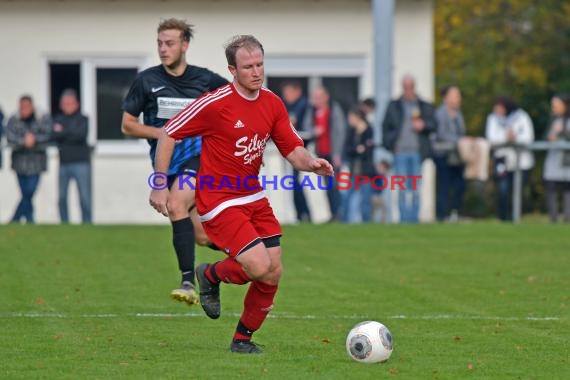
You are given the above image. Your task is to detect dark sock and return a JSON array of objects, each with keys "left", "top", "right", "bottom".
[
  {"left": 233, "top": 320, "right": 254, "bottom": 342},
  {"left": 172, "top": 217, "right": 196, "bottom": 285}
]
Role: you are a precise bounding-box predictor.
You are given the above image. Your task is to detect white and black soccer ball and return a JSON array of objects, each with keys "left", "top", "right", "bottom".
[{"left": 346, "top": 321, "right": 393, "bottom": 363}]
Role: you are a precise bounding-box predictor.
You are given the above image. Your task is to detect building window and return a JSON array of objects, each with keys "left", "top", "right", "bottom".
[
  {"left": 49, "top": 63, "right": 81, "bottom": 115},
  {"left": 264, "top": 55, "right": 366, "bottom": 114},
  {"left": 96, "top": 68, "right": 138, "bottom": 140},
  {"left": 46, "top": 56, "right": 148, "bottom": 152},
  {"left": 266, "top": 75, "right": 360, "bottom": 116}
]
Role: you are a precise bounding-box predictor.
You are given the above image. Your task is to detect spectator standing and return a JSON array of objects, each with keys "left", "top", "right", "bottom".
[
  {"left": 485, "top": 96, "right": 535, "bottom": 221},
  {"left": 52, "top": 89, "right": 92, "bottom": 224},
  {"left": 6, "top": 95, "right": 52, "bottom": 224},
  {"left": 281, "top": 81, "right": 311, "bottom": 223},
  {"left": 433, "top": 85, "right": 466, "bottom": 222},
  {"left": 342, "top": 106, "right": 375, "bottom": 223},
  {"left": 382, "top": 74, "right": 436, "bottom": 223},
  {"left": 304, "top": 86, "right": 346, "bottom": 222},
  {"left": 543, "top": 94, "right": 570, "bottom": 223}
]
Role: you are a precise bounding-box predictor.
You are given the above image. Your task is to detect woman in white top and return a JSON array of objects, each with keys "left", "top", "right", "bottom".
[
  {"left": 485, "top": 96, "right": 535, "bottom": 221},
  {"left": 543, "top": 94, "right": 570, "bottom": 223}
]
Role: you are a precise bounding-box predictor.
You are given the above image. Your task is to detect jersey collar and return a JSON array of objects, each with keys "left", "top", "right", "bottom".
[{"left": 231, "top": 81, "right": 260, "bottom": 101}]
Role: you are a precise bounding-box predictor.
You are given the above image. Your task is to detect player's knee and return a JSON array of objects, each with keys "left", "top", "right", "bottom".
[
  {"left": 166, "top": 198, "right": 188, "bottom": 217},
  {"left": 267, "top": 265, "right": 283, "bottom": 284},
  {"left": 246, "top": 260, "right": 272, "bottom": 281}
]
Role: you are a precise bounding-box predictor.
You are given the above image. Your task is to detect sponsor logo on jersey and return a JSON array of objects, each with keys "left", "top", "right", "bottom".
[
  {"left": 234, "top": 133, "right": 270, "bottom": 165},
  {"left": 151, "top": 86, "right": 166, "bottom": 93},
  {"left": 157, "top": 97, "right": 195, "bottom": 119},
  {"left": 234, "top": 120, "right": 245, "bottom": 129}
]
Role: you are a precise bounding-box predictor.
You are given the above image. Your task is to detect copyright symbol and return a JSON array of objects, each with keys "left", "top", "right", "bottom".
[{"left": 148, "top": 172, "right": 168, "bottom": 190}]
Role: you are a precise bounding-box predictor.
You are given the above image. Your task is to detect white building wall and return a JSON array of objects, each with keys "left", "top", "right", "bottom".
[{"left": 0, "top": 0, "right": 434, "bottom": 224}]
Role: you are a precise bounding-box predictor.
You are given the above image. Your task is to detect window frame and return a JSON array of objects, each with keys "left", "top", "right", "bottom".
[
  {"left": 43, "top": 55, "right": 151, "bottom": 156},
  {"left": 263, "top": 54, "right": 368, "bottom": 98}
]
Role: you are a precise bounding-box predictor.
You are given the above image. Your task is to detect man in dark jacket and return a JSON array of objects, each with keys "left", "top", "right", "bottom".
[
  {"left": 382, "top": 74, "right": 436, "bottom": 223},
  {"left": 281, "top": 80, "right": 312, "bottom": 223},
  {"left": 52, "top": 89, "right": 92, "bottom": 223}
]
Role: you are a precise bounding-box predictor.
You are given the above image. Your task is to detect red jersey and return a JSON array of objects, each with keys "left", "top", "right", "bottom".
[
  {"left": 315, "top": 107, "right": 331, "bottom": 156},
  {"left": 164, "top": 83, "right": 304, "bottom": 220}
]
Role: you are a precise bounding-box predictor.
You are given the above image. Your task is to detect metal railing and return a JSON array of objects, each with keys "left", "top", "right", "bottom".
[
  {"left": 510, "top": 141, "right": 570, "bottom": 223},
  {"left": 433, "top": 140, "right": 570, "bottom": 223}
]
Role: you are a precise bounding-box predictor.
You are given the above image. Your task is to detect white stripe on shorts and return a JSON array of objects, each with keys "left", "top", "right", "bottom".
[{"left": 199, "top": 191, "right": 266, "bottom": 222}]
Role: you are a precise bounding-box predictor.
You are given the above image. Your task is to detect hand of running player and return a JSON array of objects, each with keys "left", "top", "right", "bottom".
[
  {"left": 309, "top": 158, "right": 334, "bottom": 176},
  {"left": 149, "top": 189, "right": 169, "bottom": 217}
]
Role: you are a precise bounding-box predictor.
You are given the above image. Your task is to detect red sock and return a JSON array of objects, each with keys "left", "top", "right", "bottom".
[
  {"left": 206, "top": 258, "right": 250, "bottom": 285},
  {"left": 233, "top": 281, "right": 278, "bottom": 341}
]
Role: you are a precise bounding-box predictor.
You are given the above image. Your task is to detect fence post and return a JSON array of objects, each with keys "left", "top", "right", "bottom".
[{"left": 512, "top": 146, "right": 522, "bottom": 224}]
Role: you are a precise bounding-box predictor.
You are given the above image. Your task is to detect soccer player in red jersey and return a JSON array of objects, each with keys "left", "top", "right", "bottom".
[{"left": 150, "top": 35, "right": 333, "bottom": 353}]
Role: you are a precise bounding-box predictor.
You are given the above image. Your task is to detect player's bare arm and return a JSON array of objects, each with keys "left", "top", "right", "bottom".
[
  {"left": 286, "top": 146, "right": 334, "bottom": 176},
  {"left": 121, "top": 112, "right": 163, "bottom": 139},
  {"left": 149, "top": 129, "right": 177, "bottom": 216}
]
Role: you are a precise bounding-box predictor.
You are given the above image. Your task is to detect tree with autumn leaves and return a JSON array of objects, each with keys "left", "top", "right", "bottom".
[{"left": 435, "top": 0, "right": 570, "bottom": 137}]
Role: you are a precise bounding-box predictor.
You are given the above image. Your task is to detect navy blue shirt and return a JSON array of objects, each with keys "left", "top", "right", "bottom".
[{"left": 122, "top": 64, "right": 228, "bottom": 175}]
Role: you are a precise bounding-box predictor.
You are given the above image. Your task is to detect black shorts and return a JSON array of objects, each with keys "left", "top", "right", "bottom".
[{"left": 168, "top": 155, "right": 200, "bottom": 190}]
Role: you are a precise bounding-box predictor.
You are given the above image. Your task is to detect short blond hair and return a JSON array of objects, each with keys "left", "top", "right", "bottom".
[
  {"left": 224, "top": 35, "right": 264, "bottom": 66},
  {"left": 157, "top": 18, "right": 194, "bottom": 42}
]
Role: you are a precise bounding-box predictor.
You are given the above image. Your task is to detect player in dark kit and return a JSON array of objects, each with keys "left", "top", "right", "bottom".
[
  {"left": 150, "top": 35, "right": 333, "bottom": 353},
  {"left": 122, "top": 19, "right": 228, "bottom": 306}
]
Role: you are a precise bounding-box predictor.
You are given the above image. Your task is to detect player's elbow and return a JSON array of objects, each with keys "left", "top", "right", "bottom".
[
  {"left": 157, "top": 128, "right": 173, "bottom": 143},
  {"left": 121, "top": 113, "right": 137, "bottom": 136},
  {"left": 121, "top": 121, "right": 135, "bottom": 136}
]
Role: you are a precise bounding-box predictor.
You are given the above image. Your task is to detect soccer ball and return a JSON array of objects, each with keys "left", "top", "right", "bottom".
[{"left": 346, "top": 321, "right": 393, "bottom": 363}]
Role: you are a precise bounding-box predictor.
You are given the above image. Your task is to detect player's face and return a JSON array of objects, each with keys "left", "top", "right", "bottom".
[
  {"left": 229, "top": 47, "right": 264, "bottom": 96},
  {"left": 157, "top": 30, "right": 188, "bottom": 69}
]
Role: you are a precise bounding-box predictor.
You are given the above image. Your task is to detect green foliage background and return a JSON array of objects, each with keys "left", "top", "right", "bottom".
[
  {"left": 434, "top": 1, "right": 570, "bottom": 215},
  {"left": 435, "top": 0, "right": 570, "bottom": 138}
]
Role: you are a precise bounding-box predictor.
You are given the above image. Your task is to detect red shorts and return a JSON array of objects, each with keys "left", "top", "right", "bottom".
[{"left": 202, "top": 197, "right": 282, "bottom": 257}]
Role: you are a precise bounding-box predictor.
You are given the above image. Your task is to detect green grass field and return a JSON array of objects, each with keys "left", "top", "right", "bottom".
[{"left": 1, "top": 223, "right": 569, "bottom": 379}]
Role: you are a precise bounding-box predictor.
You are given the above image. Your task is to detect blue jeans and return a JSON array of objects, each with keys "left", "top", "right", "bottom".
[
  {"left": 342, "top": 181, "right": 374, "bottom": 223},
  {"left": 11, "top": 174, "right": 40, "bottom": 223},
  {"left": 393, "top": 152, "right": 422, "bottom": 223},
  {"left": 495, "top": 170, "right": 530, "bottom": 221},
  {"left": 434, "top": 156, "right": 465, "bottom": 221},
  {"left": 59, "top": 162, "right": 92, "bottom": 223}
]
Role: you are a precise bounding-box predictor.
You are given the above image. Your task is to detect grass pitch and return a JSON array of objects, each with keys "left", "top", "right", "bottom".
[{"left": 0, "top": 223, "right": 569, "bottom": 379}]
